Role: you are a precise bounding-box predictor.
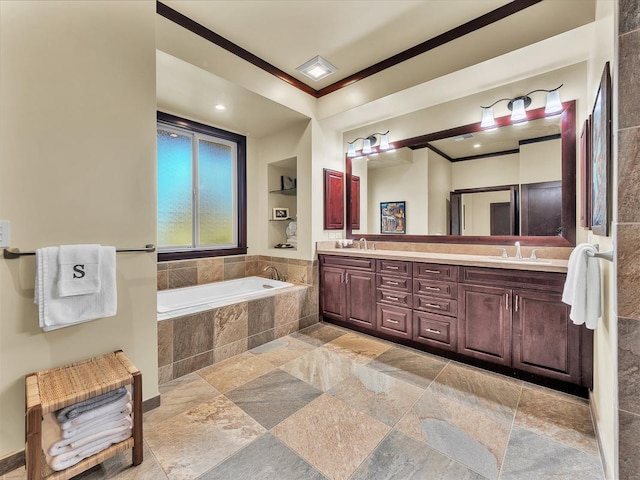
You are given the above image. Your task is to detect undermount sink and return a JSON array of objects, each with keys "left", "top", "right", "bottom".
[{"left": 484, "top": 256, "right": 553, "bottom": 265}]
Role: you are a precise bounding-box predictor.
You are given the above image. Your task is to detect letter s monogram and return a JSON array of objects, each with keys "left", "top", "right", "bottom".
[{"left": 73, "top": 265, "right": 86, "bottom": 279}]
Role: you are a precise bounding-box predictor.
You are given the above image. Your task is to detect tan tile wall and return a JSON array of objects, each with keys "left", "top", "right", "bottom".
[
  {"left": 617, "top": 2, "right": 640, "bottom": 477},
  {"left": 157, "top": 254, "right": 319, "bottom": 384}
]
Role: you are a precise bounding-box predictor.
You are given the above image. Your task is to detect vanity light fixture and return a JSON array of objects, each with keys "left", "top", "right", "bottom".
[
  {"left": 346, "top": 131, "right": 390, "bottom": 157},
  {"left": 480, "top": 84, "right": 563, "bottom": 128},
  {"left": 296, "top": 55, "right": 338, "bottom": 82}
]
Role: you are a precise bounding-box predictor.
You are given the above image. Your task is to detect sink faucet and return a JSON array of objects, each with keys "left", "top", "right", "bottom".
[
  {"left": 514, "top": 241, "right": 523, "bottom": 259},
  {"left": 263, "top": 265, "right": 281, "bottom": 281},
  {"left": 359, "top": 237, "right": 368, "bottom": 250}
]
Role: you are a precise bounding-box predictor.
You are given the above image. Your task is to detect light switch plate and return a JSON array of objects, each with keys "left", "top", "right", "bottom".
[{"left": 0, "top": 221, "right": 10, "bottom": 247}]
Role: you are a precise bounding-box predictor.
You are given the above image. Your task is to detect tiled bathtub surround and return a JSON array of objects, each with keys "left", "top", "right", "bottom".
[
  {"left": 618, "top": 2, "right": 640, "bottom": 478},
  {"left": 158, "top": 285, "right": 319, "bottom": 384},
  {"left": 158, "top": 255, "right": 317, "bottom": 290}
]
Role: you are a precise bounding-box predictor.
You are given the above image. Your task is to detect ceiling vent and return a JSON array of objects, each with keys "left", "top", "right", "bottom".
[{"left": 453, "top": 133, "right": 474, "bottom": 141}]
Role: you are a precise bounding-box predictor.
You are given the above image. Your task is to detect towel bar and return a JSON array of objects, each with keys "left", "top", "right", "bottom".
[
  {"left": 3, "top": 244, "right": 155, "bottom": 260},
  {"left": 587, "top": 250, "right": 614, "bottom": 262}
]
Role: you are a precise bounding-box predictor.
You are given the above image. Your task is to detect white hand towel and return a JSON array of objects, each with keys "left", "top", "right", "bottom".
[
  {"left": 58, "top": 244, "right": 101, "bottom": 296},
  {"left": 562, "top": 244, "right": 601, "bottom": 329},
  {"left": 35, "top": 246, "right": 117, "bottom": 331}
]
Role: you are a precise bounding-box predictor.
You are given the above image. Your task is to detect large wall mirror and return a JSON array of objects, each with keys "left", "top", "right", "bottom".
[{"left": 346, "top": 101, "right": 576, "bottom": 246}]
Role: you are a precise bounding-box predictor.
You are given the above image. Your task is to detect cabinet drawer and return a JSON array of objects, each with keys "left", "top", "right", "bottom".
[
  {"left": 377, "top": 304, "right": 412, "bottom": 339},
  {"left": 320, "top": 255, "right": 375, "bottom": 271},
  {"left": 377, "top": 259, "right": 412, "bottom": 277},
  {"left": 413, "top": 279, "right": 457, "bottom": 299},
  {"left": 460, "top": 266, "right": 565, "bottom": 292},
  {"left": 377, "top": 288, "right": 412, "bottom": 308},
  {"left": 413, "top": 295, "right": 457, "bottom": 317},
  {"left": 413, "top": 311, "right": 456, "bottom": 351},
  {"left": 414, "top": 263, "right": 458, "bottom": 281},
  {"left": 377, "top": 274, "right": 411, "bottom": 292}
]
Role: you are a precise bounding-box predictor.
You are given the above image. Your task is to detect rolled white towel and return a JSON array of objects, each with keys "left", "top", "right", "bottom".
[{"left": 45, "top": 428, "right": 132, "bottom": 472}]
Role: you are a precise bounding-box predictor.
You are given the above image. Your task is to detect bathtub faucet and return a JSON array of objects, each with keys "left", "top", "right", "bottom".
[{"left": 263, "top": 265, "right": 282, "bottom": 281}]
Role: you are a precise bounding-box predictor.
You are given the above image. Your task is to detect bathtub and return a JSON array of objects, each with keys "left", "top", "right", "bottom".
[{"left": 157, "top": 276, "right": 294, "bottom": 316}]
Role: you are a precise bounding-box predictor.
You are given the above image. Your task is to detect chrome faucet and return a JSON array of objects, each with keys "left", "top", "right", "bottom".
[
  {"left": 514, "top": 241, "right": 523, "bottom": 259},
  {"left": 263, "top": 265, "right": 281, "bottom": 281},
  {"left": 359, "top": 237, "right": 368, "bottom": 250}
]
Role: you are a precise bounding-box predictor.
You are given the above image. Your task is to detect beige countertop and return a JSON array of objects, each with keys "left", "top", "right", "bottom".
[{"left": 317, "top": 247, "right": 568, "bottom": 273}]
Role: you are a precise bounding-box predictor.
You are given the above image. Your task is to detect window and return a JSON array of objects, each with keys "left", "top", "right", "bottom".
[{"left": 157, "top": 112, "right": 246, "bottom": 261}]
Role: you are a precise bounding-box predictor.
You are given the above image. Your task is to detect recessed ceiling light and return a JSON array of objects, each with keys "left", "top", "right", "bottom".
[
  {"left": 474, "top": 144, "right": 481, "bottom": 148},
  {"left": 169, "top": 133, "right": 178, "bottom": 138},
  {"left": 296, "top": 55, "right": 337, "bottom": 82},
  {"left": 215, "top": 104, "right": 226, "bottom": 111}
]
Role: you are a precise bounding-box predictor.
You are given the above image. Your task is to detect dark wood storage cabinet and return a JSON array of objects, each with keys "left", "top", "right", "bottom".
[
  {"left": 319, "top": 256, "right": 375, "bottom": 329},
  {"left": 319, "top": 254, "right": 593, "bottom": 391}
]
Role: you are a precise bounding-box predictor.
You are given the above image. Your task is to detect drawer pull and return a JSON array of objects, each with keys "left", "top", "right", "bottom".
[
  {"left": 424, "top": 303, "right": 442, "bottom": 309},
  {"left": 387, "top": 281, "right": 400, "bottom": 285},
  {"left": 425, "top": 328, "right": 441, "bottom": 334},
  {"left": 386, "top": 296, "right": 399, "bottom": 301},
  {"left": 386, "top": 266, "right": 399, "bottom": 270},
  {"left": 423, "top": 269, "right": 441, "bottom": 274},
  {"left": 386, "top": 319, "right": 399, "bottom": 324},
  {"left": 423, "top": 286, "right": 441, "bottom": 291}
]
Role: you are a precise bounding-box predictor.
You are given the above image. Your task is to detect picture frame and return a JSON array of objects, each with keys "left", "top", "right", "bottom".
[
  {"left": 590, "top": 62, "right": 612, "bottom": 236},
  {"left": 380, "top": 201, "right": 406, "bottom": 234},
  {"left": 273, "top": 207, "right": 289, "bottom": 220},
  {"left": 280, "top": 175, "right": 295, "bottom": 191},
  {"left": 580, "top": 115, "right": 591, "bottom": 228}
]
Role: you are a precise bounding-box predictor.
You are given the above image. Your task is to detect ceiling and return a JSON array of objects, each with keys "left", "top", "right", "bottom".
[
  {"left": 156, "top": 1, "right": 595, "bottom": 138},
  {"left": 161, "top": 0, "right": 511, "bottom": 90}
]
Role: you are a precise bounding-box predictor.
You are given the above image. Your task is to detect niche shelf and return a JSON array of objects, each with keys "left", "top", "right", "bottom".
[{"left": 267, "top": 158, "right": 297, "bottom": 250}]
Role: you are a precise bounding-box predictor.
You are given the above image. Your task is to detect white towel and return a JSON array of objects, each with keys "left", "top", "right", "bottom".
[
  {"left": 43, "top": 411, "right": 132, "bottom": 456},
  {"left": 62, "top": 403, "right": 132, "bottom": 439},
  {"left": 59, "top": 391, "right": 131, "bottom": 430},
  {"left": 43, "top": 416, "right": 132, "bottom": 472},
  {"left": 58, "top": 244, "right": 101, "bottom": 296},
  {"left": 35, "top": 246, "right": 117, "bottom": 331},
  {"left": 562, "top": 243, "right": 601, "bottom": 329}
]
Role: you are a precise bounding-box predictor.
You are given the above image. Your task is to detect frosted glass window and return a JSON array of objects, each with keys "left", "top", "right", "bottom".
[
  {"left": 157, "top": 117, "right": 244, "bottom": 256},
  {"left": 198, "top": 139, "right": 235, "bottom": 245},
  {"left": 157, "top": 129, "right": 193, "bottom": 247}
]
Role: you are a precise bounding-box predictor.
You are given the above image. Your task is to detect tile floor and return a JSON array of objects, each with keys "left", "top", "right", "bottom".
[{"left": 4, "top": 323, "right": 604, "bottom": 480}]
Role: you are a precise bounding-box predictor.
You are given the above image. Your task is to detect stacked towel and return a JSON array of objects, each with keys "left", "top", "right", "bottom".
[
  {"left": 35, "top": 245, "right": 117, "bottom": 331},
  {"left": 561, "top": 243, "right": 601, "bottom": 329},
  {"left": 42, "top": 389, "right": 133, "bottom": 472}
]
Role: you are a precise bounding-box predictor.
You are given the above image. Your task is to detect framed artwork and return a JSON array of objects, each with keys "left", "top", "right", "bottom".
[
  {"left": 272, "top": 207, "right": 289, "bottom": 220},
  {"left": 590, "top": 62, "right": 612, "bottom": 236},
  {"left": 280, "top": 175, "right": 295, "bottom": 190},
  {"left": 580, "top": 116, "right": 591, "bottom": 228},
  {"left": 380, "top": 201, "right": 406, "bottom": 234}
]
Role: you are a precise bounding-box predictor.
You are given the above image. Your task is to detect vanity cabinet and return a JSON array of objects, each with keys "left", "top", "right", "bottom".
[
  {"left": 319, "top": 256, "right": 375, "bottom": 329},
  {"left": 319, "top": 254, "right": 592, "bottom": 391}
]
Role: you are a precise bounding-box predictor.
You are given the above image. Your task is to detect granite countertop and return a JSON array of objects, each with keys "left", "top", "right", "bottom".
[{"left": 316, "top": 247, "right": 568, "bottom": 273}]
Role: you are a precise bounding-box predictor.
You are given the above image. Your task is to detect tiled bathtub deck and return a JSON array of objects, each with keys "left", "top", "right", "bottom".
[{"left": 4, "top": 324, "right": 604, "bottom": 480}]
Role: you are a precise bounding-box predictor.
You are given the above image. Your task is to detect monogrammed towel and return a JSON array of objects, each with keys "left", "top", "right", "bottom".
[{"left": 58, "top": 244, "right": 101, "bottom": 296}]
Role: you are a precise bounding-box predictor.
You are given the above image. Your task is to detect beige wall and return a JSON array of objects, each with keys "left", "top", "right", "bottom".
[
  {"left": 0, "top": 1, "right": 158, "bottom": 457},
  {"left": 519, "top": 138, "right": 562, "bottom": 184},
  {"left": 462, "top": 191, "right": 512, "bottom": 236},
  {"left": 584, "top": 2, "right": 617, "bottom": 479}
]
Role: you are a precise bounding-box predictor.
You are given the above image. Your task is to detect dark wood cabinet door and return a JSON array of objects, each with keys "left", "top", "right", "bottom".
[
  {"left": 346, "top": 270, "right": 376, "bottom": 329},
  {"left": 320, "top": 267, "right": 346, "bottom": 322},
  {"left": 324, "top": 169, "right": 344, "bottom": 229},
  {"left": 512, "top": 289, "right": 580, "bottom": 384},
  {"left": 458, "top": 284, "right": 511, "bottom": 366}
]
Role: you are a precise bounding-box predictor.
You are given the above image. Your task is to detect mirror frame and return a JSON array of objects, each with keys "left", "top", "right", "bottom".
[{"left": 346, "top": 100, "right": 576, "bottom": 246}]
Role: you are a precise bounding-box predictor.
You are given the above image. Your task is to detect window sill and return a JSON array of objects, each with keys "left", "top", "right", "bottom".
[{"left": 158, "top": 247, "right": 248, "bottom": 262}]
